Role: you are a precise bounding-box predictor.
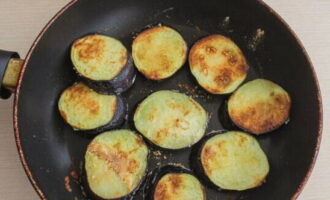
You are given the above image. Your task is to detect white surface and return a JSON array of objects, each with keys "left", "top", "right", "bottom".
[{"left": 0, "top": 0, "right": 329, "bottom": 199}]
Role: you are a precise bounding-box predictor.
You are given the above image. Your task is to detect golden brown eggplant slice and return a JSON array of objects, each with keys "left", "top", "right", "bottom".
[
  {"left": 200, "top": 131, "right": 269, "bottom": 191},
  {"left": 85, "top": 130, "right": 148, "bottom": 199},
  {"left": 228, "top": 79, "right": 291, "bottom": 134},
  {"left": 189, "top": 34, "right": 248, "bottom": 94},
  {"left": 58, "top": 83, "right": 126, "bottom": 134},
  {"left": 134, "top": 90, "right": 208, "bottom": 150},
  {"left": 132, "top": 26, "right": 187, "bottom": 80}
]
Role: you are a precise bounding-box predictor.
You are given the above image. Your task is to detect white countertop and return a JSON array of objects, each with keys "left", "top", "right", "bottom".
[{"left": 0, "top": 0, "right": 329, "bottom": 199}]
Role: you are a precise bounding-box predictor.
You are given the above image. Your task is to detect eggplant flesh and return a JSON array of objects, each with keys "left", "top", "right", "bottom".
[
  {"left": 58, "top": 83, "right": 127, "bottom": 134},
  {"left": 84, "top": 130, "right": 149, "bottom": 200},
  {"left": 133, "top": 90, "right": 208, "bottom": 150},
  {"left": 132, "top": 26, "right": 187, "bottom": 80},
  {"left": 199, "top": 131, "right": 269, "bottom": 191},
  {"left": 228, "top": 79, "right": 291, "bottom": 135},
  {"left": 84, "top": 95, "right": 127, "bottom": 135}
]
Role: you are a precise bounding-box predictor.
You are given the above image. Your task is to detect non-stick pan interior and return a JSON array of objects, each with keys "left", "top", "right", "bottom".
[{"left": 16, "top": 0, "right": 321, "bottom": 199}]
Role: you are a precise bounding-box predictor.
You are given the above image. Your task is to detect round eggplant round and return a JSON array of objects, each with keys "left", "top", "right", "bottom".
[
  {"left": 153, "top": 173, "right": 205, "bottom": 200},
  {"left": 58, "top": 83, "right": 126, "bottom": 134},
  {"left": 228, "top": 79, "right": 291, "bottom": 135},
  {"left": 200, "top": 131, "right": 269, "bottom": 191},
  {"left": 71, "top": 34, "right": 136, "bottom": 94},
  {"left": 189, "top": 34, "right": 248, "bottom": 94},
  {"left": 133, "top": 90, "right": 208, "bottom": 150},
  {"left": 132, "top": 26, "right": 187, "bottom": 80},
  {"left": 85, "top": 130, "right": 149, "bottom": 199}
]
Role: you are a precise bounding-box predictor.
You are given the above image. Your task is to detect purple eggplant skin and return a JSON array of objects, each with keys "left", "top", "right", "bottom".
[
  {"left": 82, "top": 54, "right": 136, "bottom": 95},
  {"left": 78, "top": 95, "right": 128, "bottom": 135},
  {"left": 218, "top": 100, "right": 240, "bottom": 131},
  {"left": 189, "top": 131, "right": 228, "bottom": 191}
]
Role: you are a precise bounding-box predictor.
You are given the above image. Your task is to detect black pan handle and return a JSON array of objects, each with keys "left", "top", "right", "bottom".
[{"left": 0, "top": 49, "right": 24, "bottom": 99}]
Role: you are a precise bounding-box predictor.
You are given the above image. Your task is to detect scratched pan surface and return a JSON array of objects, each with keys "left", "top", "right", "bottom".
[{"left": 15, "top": 0, "right": 322, "bottom": 199}]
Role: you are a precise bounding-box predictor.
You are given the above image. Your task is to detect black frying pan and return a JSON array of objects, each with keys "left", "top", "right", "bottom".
[{"left": 0, "top": 0, "right": 322, "bottom": 199}]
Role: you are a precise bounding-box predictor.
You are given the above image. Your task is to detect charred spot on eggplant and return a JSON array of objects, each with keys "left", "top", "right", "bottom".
[
  {"left": 144, "top": 165, "right": 205, "bottom": 200},
  {"left": 189, "top": 34, "right": 248, "bottom": 94},
  {"left": 132, "top": 26, "right": 187, "bottom": 80},
  {"left": 154, "top": 173, "right": 205, "bottom": 200},
  {"left": 228, "top": 79, "right": 291, "bottom": 135},
  {"left": 85, "top": 130, "right": 149, "bottom": 199},
  {"left": 200, "top": 131, "right": 269, "bottom": 191},
  {"left": 58, "top": 83, "right": 126, "bottom": 134},
  {"left": 134, "top": 90, "right": 208, "bottom": 150},
  {"left": 71, "top": 34, "right": 136, "bottom": 94}
]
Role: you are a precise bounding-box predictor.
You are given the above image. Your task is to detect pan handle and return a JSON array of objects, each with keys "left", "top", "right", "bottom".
[{"left": 0, "top": 50, "right": 24, "bottom": 99}]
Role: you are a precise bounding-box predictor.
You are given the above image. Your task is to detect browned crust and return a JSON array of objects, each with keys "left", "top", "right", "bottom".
[
  {"left": 229, "top": 92, "right": 291, "bottom": 134},
  {"left": 201, "top": 145, "right": 217, "bottom": 176},
  {"left": 154, "top": 174, "right": 183, "bottom": 200},
  {"left": 59, "top": 110, "right": 67, "bottom": 122},
  {"left": 155, "top": 127, "right": 169, "bottom": 143},
  {"left": 87, "top": 142, "right": 140, "bottom": 188},
  {"left": 62, "top": 83, "right": 101, "bottom": 116},
  {"left": 154, "top": 179, "right": 168, "bottom": 200},
  {"left": 73, "top": 35, "right": 106, "bottom": 64},
  {"left": 189, "top": 34, "right": 248, "bottom": 94},
  {"left": 111, "top": 96, "right": 118, "bottom": 113},
  {"left": 139, "top": 68, "right": 163, "bottom": 80},
  {"left": 135, "top": 135, "right": 145, "bottom": 146},
  {"left": 201, "top": 140, "right": 231, "bottom": 177},
  {"left": 133, "top": 27, "right": 171, "bottom": 80}
]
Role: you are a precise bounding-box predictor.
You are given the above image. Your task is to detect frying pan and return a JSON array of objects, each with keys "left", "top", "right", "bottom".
[{"left": 0, "top": 0, "right": 322, "bottom": 199}]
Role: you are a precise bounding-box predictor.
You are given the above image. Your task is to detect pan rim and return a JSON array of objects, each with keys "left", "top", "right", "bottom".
[
  {"left": 13, "top": 1, "right": 78, "bottom": 199},
  {"left": 13, "top": 0, "right": 323, "bottom": 199}
]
